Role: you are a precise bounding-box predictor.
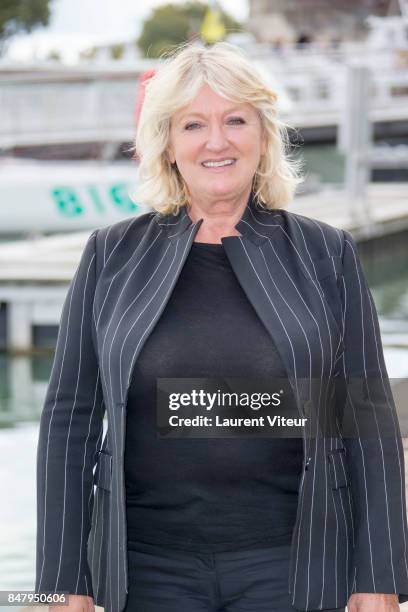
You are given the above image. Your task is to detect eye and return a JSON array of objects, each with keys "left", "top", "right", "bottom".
[
  {"left": 184, "top": 122, "right": 201, "bottom": 130},
  {"left": 228, "top": 117, "right": 245, "bottom": 124}
]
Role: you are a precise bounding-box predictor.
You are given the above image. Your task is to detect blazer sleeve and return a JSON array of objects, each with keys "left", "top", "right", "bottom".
[
  {"left": 35, "top": 229, "right": 105, "bottom": 598},
  {"left": 339, "top": 228, "right": 408, "bottom": 603}
]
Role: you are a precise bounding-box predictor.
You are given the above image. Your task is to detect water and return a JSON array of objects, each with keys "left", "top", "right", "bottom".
[
  {"left": 0, "top": 424, "right": 38, "bottom": 592},
  {"left": 298, "top": 138, "right": 408, "bottom": 184}
]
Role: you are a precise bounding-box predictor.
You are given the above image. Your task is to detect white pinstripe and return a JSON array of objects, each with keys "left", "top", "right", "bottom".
[
  {"left": 88, "top": 423, "right": 103, "bottom": 582},
  {"left": 97, "top": 485, "right": 105, "bottom": 599},
  {"left": 75, "top": 369, "right": 103, "bottom": 592},
  {"left": 337, "top": 252, "right": 356, "bottom": 558},
  {"left": 89, "top": 468, "right": 100, "bottom": 589}
]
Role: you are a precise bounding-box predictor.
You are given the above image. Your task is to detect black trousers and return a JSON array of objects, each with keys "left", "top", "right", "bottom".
[{"left": 124, "top": 540, "right": 346, "bottom": 612}]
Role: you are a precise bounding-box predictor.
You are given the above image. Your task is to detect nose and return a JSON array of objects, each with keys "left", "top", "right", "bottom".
[{"left": 205, "top": 121, "right": 229, "bottom": 151}]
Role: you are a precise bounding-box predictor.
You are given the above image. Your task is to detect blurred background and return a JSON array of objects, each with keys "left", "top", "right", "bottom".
[{"left": 0, "top": 0, "right": 407, "bottom": 609}]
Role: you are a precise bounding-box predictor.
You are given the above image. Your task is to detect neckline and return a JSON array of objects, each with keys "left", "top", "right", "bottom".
[{"left": 191, "top": 242, "right": 224, "bottom": 248}]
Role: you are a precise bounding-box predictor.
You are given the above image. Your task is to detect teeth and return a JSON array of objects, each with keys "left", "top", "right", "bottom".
[{"left": 202, "top": 159, "right": 235, "bottom": 167}]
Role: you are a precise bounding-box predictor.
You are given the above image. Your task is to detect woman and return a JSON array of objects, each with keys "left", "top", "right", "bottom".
[{"left": 35, "top": 42, "right": 408, "bottom": 612}]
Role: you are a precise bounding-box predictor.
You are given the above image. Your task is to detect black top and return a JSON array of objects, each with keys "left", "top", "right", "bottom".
[{"left": 125, "top": 240, "right": 303, "bottom": 552}]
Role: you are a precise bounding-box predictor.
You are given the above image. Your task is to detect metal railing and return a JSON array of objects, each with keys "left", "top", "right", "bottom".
[{"left": 1, "top": 49, "right": 408, "bottom": 148}]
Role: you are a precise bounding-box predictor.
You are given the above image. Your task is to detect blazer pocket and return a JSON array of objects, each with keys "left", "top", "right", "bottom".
[
  {"left": 300, "top": 255, "right": 343, "bottom": 283},
  {"left": 327, "top": 447, "right": 349, "bottom": 489},
  {"left": 94, "top": 450, "right": 112, "bottom": 491}
]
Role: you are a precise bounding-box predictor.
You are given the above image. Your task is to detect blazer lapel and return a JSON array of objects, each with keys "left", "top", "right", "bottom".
[
  {"left": 221, "top": 234, "right": 316, "bottom": 393},
  {"left": 96, "top": 209, "right": 203, "bottom": 410}
]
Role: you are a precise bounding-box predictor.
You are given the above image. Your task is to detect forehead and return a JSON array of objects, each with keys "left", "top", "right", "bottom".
[{"left": 173, "top": 84, "right": 254, "bottom": 121}]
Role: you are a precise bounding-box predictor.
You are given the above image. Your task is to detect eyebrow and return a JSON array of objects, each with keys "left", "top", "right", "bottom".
[{"left": 177, "top": 107, "right": 246, "bottom": 123}]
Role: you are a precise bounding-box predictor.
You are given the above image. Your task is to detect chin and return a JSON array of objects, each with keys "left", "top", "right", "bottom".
[{"left": 207, "top": 182, "right": 238, "bottom": 195}]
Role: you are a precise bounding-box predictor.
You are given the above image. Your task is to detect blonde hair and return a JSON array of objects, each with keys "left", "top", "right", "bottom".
[{"left": 133, "top": 41, "right": 304, "bottom": 216}]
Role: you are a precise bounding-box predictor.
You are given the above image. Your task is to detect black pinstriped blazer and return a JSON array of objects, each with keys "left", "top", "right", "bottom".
[{"left": 35, "top": 192, "right": 408, "bottom": 611}]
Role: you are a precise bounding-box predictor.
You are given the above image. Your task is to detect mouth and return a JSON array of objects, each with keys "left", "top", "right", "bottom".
[{"left": 201, "top": 159, "right": 237, "bottom": 170}]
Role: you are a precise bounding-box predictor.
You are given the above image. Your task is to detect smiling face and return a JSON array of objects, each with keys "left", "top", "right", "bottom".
[{"left": 167, "top": 83, "right": 266, "bottom": 203}]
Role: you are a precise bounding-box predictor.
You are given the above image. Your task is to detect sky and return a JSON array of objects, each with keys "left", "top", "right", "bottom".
[{"left": 4, "top": 0, "right": 249, "bottom": 64}]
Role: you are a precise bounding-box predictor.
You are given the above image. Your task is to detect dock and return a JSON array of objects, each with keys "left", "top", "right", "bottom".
[{"left": 292, "top": 182, "right": 408, "bottom": 237}]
